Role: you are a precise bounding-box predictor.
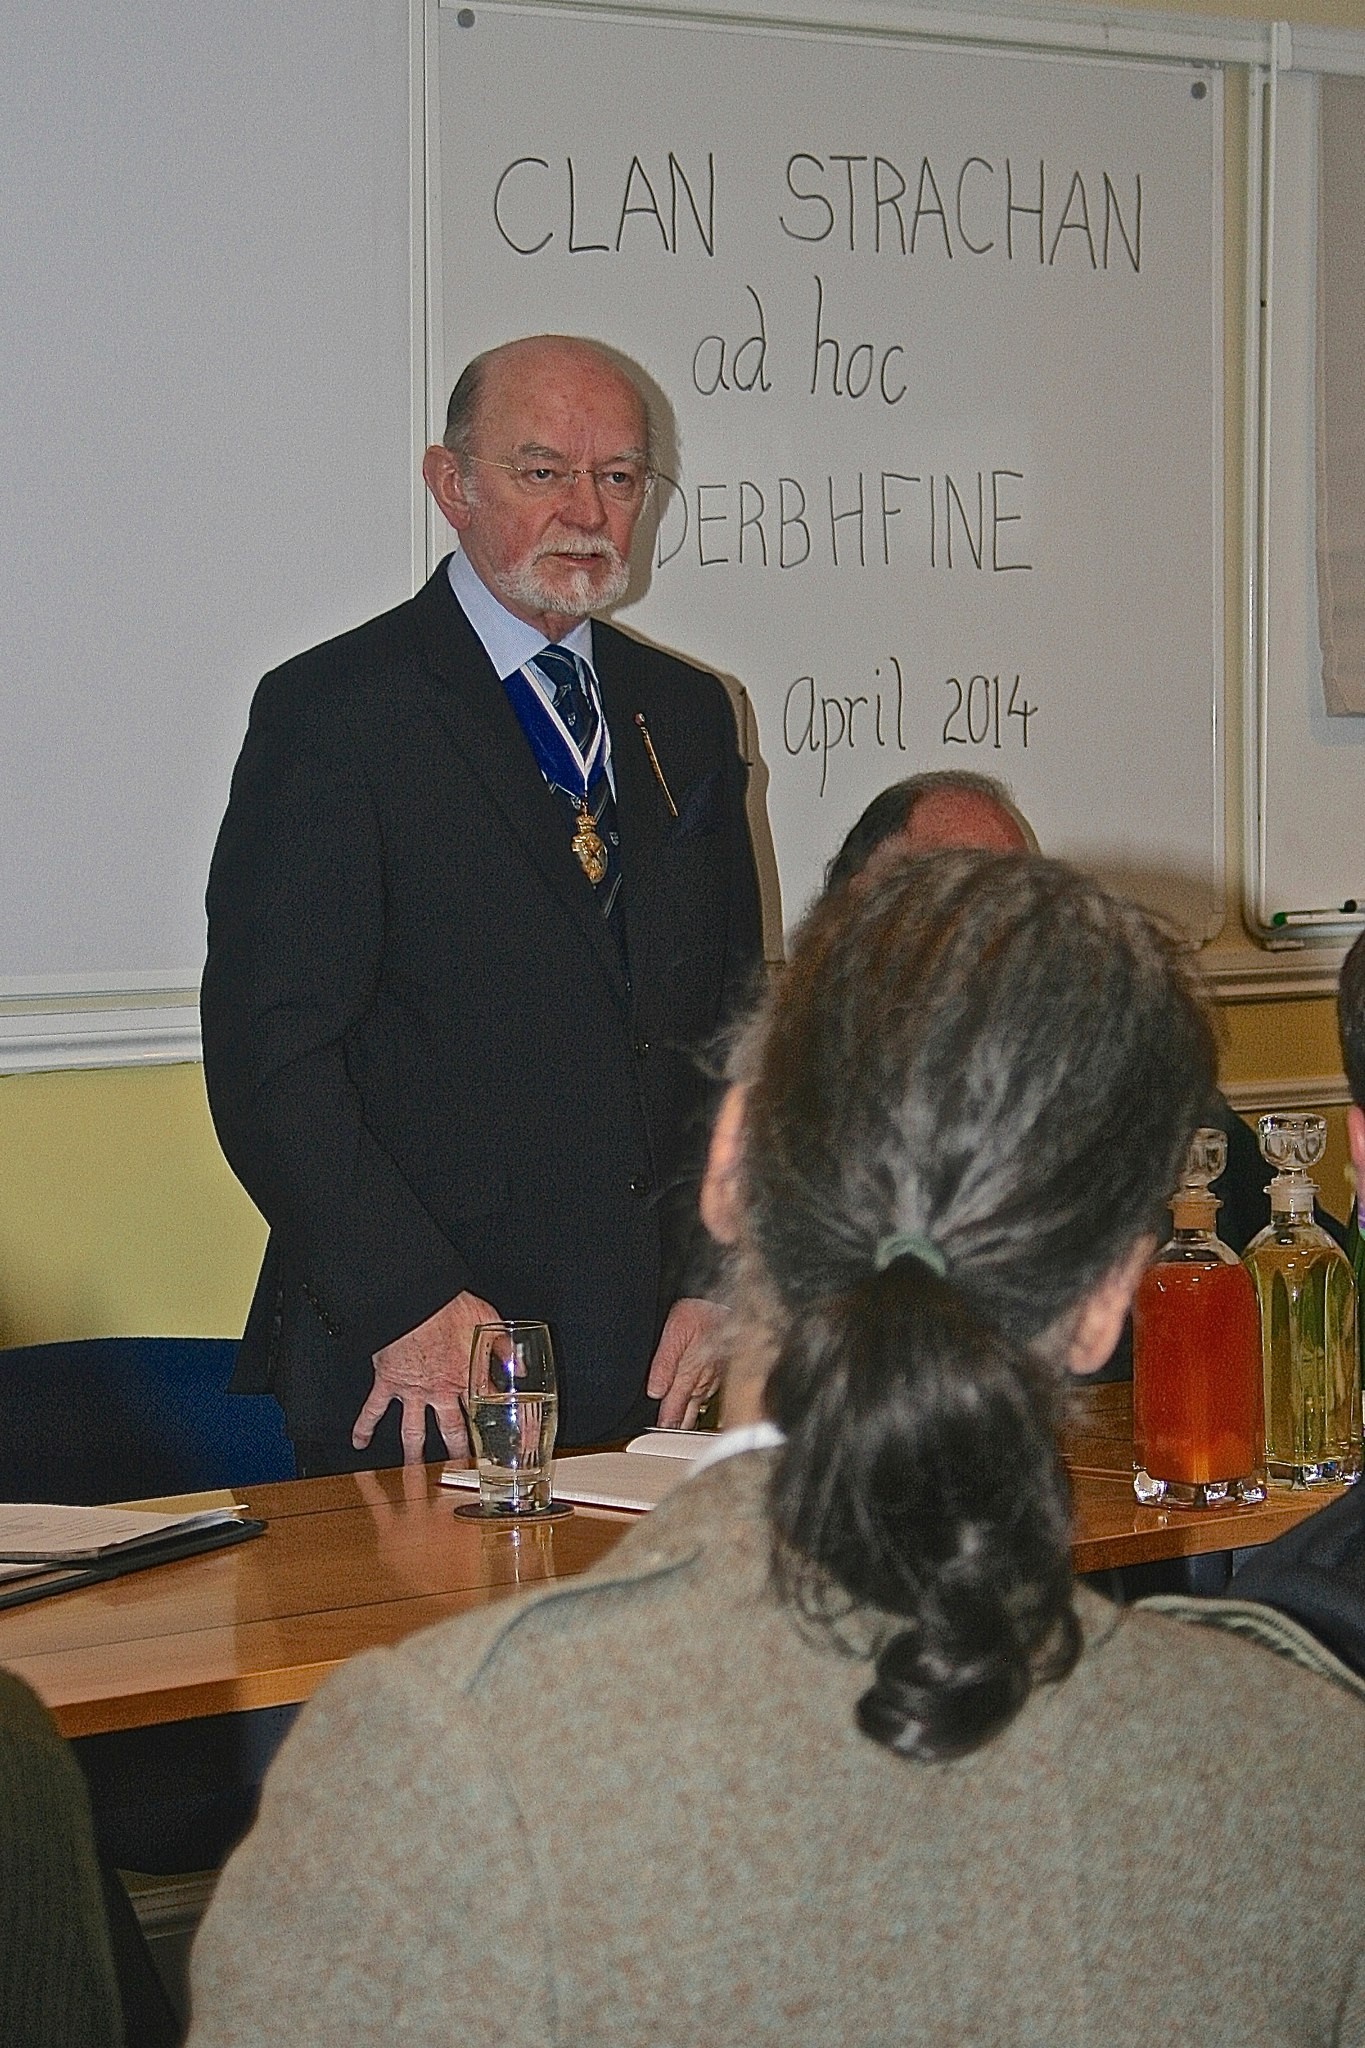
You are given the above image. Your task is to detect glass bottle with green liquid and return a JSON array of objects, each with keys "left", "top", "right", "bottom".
[{"left": 1243, "top": 1112, "right": 1361, "bottom": 1487}]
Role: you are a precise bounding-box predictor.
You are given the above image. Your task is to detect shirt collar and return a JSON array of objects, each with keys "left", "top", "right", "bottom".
[
  {"left": 446, "top": 548, "right": 595, "bottom": 681},
  {"left": 685, "top": 1419, "right": 785, "bottom": 1481}
]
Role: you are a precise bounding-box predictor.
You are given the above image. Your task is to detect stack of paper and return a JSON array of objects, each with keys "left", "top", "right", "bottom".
[{"left": 0, "top": 1502, "right": 250, "bottom": 1585}]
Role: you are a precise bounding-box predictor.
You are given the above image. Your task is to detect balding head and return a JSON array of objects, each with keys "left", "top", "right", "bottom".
[
  {"left": 824, "top": 771, "right": 1034, "bottom": 895},
  {"left": 901, "top": 786, "right": 1031, "bottom": 856},
  {"left": 442, "top": 335, "right": 651, "bottom": 468}
]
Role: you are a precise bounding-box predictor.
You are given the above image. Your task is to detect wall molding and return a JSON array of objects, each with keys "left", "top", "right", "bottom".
[
  {"left": 0, "top": 1000, "right": 201, "bottom": 1076},
  {"left": 1198, "top": 940, "right": 1350, "bottom": 1002},
  {"left": 1223, "top": 1072, "right": 1352, "bottom": 1115},
  {"left": 0, "top": 938, "right": 1350, "bottom": 1075}
]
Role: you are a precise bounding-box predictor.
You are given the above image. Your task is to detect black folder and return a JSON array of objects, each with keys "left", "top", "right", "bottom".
[{"left": 0, "top": 1515, "right": 266, "bottom": 1612}]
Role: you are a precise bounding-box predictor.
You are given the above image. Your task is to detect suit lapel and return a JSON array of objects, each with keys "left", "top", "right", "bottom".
[
  {"left": 410, "top": 566, "right": 629, "bottom": 1007},
  {"left": 593, "top": 620, "right": 667, "bottom": 908},
  {"left": 593, "top": 624, "right": 672, "bottom": 992}
]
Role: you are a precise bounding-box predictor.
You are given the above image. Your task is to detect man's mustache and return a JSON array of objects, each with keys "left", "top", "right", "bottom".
[{"left": 534, "top": 539, "right": 623, "bottom": 565}]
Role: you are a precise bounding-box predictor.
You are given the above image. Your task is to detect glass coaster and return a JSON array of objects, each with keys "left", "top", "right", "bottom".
[{"left": 452, "top": 1500, "right": 574, "bottom": 1524}]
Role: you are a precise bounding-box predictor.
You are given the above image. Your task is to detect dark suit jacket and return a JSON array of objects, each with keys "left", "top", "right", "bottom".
[{"left": 201, "top": 561, "right": 762, "bottom": 1456}]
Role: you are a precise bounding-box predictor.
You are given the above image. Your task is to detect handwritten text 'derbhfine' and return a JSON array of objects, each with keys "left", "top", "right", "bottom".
[{"left": 653, "top": 467, "right": 1032, "bottom": 576}]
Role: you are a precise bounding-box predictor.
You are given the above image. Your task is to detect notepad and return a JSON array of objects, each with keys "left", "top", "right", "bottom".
[
  {"left": 441, "top": 1427, "right": 710, "bottom": 1513},
  {"left": 0, "top": 1502, "right": 249, "bottom": 1582},
  {"left": 621, "top": 1429, "right": 713, "bottom": 1462}
]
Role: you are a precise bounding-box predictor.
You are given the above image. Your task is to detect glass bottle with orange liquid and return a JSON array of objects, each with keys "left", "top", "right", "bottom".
[
  {"left": 1132, "top": 1127, "right": 1266, "bottom": 1506},
  {"left": 1243, "top": 1113, "right": 1360, "bottom": 1487}
]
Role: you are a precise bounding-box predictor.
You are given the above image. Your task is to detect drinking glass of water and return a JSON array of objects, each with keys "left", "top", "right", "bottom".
[{"left": 465, "top": 1322, "right": 558, "bottom": 1515}]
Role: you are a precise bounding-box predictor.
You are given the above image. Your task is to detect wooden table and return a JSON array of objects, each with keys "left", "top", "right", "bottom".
[
  {"left": 1, "top": 1385, "right": 1342, "bottom": 1737},
  {"left": 1063, "top": 1381, "right": 1347, "bottom": 1573}
]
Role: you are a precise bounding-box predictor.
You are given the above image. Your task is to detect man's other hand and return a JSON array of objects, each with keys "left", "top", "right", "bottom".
[
  {"left": 646, "top": 1297, "right": 728, "bottom": 1428},
  {"left": 353, "top": 1291, "right": 500, "bottom": 1463}
]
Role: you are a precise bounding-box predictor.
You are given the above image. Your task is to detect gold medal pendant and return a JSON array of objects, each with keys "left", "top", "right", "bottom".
[{"left": 571, "top": 802, "right": 608, "bottom": 886}]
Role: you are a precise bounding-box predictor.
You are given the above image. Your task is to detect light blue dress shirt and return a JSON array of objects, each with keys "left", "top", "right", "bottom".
[
  {"left": 446, "top": 549, "right": 612, "bottom": 791},
  {"left": 447, "top": 547, "right": 595, "bottom": 677}
]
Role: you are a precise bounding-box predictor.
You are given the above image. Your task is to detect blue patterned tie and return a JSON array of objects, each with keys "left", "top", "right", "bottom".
[{"left": 531, "top": 645, "right": 622, "bottom": 923}]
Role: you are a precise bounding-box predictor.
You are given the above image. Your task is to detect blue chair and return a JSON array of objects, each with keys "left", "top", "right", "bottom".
[
  {"left": 0, "top": 1337, "right": 296, "bottom": 1876},
  {"left": 0, "top": 1336, "right": 293, "bottom": 1504}
]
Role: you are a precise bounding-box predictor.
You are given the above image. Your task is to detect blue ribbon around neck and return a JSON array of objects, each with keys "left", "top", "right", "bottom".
[{"left": 502, "top": 658, "right": 610, "bottom": 804}]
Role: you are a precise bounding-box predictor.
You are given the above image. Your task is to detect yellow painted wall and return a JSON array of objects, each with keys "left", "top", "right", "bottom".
[
  {"left": 0, "top": 1064, "right": 264, "bottom": 1348},
  {"left": 1218, "top": 1001, "right": 1355, "bottom": 1225},
  {"left": 3, "top": 0, "right": 1363, "bottom": 1348}
]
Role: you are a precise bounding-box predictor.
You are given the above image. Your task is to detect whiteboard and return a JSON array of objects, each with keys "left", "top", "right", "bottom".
[
  {"left": 433, "top": 4, "right": 1225, "bottom": 939},
  {"left": 1252, "top": 63, "right": 1365, "bottom": 940},
  {"left": 0, "top": 0, "right": 1228, "bottom": 1023},
  {"left": 0, "top": 1, "right": 417, "bottom": 997}
]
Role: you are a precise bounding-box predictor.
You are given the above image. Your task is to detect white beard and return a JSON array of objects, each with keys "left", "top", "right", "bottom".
[{"left": 502, "top": 544, "right": 630, "bottom": 617}]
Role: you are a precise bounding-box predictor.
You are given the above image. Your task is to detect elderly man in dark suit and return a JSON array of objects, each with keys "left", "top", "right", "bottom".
[{"left": 202, "top": 335, "right": 761, "bottom": 1473}]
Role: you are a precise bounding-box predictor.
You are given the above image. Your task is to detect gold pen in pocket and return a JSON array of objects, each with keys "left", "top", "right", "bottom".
[{"left": 634, "top": 712, "right": 679, "bottom": 819}]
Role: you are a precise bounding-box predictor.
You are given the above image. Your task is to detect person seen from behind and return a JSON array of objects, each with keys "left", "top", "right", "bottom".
[{"left": 186, "top": 853, "right": 1365, "bottom": 2048}]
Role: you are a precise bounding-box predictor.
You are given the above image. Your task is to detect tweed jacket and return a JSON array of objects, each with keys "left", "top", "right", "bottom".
[
  {"left": 188, "top": 1453, "right": 1365, "bottom": 2047},
  {"left": 0, "top": 1672, "right": 122, "bottom": 2048}
]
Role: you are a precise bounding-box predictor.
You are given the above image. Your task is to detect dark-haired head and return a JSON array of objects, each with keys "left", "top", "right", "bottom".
[
  {"left": 1339, "top": 929, "right": 1365, "bottom": 1209},
  {"left": 704, "top": 852, "right": 1214, "bottom": 1763},
  {"left": 1340, "top": 930, "right": 1365, "bottom": 1113}
]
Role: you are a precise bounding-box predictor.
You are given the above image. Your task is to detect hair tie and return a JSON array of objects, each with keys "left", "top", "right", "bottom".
[{"left": 874, "top": 1230, "right": 947, "bottom": 1278}]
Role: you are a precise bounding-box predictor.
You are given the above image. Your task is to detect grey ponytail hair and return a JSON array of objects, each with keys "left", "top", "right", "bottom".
[{"left": 728, "top": 852, "right": 1214, "bottom": 1760}]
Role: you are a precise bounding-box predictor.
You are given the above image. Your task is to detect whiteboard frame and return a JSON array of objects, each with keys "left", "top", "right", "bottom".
[
  {"left": 430, "top": 0, "right": 1275, "bottom": 66},
  {"left": 8, "top": 0, "right": 1281, "bottom": 1070},
  {"left": 1243, "top": 24, "right": 1365, "bottom": 951}
]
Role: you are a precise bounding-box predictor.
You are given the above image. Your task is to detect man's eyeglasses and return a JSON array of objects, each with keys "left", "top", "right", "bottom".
[{"left": 469, "top": 456, "right": 655, "bottom": 506}]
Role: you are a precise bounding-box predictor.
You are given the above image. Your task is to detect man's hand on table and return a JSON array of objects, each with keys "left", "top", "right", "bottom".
[
  {"left": 353, "top": 1290, "right": 501, "bottom": 1463},
  {"left": 647, "top": 1297, "right": 728, "bottom": 1428}
]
